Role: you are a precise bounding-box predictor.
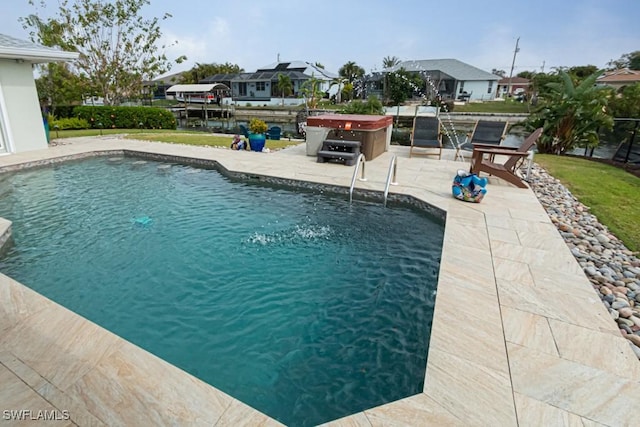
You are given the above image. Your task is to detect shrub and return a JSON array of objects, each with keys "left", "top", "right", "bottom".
[
  {"left": 49, "top": 117, "right": 91, "bottom": 130},
  {"left": 50, "top": 105, "right": 76, "bottom": 119},
  {"left": 340, "top": 95, "right": 384, "bottom": 115},
  {"left": 608, "top": 82, "right": 640, "bottom": 118},
  {"left": 430, "top": 99, "right": 454, "bottom": 112},
  {"left": 73, "top": 106, "right": 177, "bottom": 129},
  {"left": 391, "top": 129, "right": 411, "bottom": 145}
]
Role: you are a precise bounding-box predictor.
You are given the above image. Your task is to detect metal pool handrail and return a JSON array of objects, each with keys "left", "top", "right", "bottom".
[
  {"left": 383, "top": 155, "right": 399, "bottom": 207},
  {"left": 349, "top": 153, "right": 367, "bottom": 203}
]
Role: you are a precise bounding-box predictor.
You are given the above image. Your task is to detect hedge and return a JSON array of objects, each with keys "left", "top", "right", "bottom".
[
  {"left": 49, "top": 117, "right": 91, "bottom": 130},
  {"left": 73, "top": 106, "right": 177, "bottom": 130},
  {"left": 50, "top": 105, "right": 76, "bottom": 119}
]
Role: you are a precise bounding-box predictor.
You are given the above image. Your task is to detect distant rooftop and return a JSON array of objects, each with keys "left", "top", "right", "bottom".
[
  {"left": 257, "top": 60, "right": 338, "bottom": 79},
  {"left": 498, "top": 76, "right": 530, "bottom": 84},
  {"left": 597, "top": 68, "right": 640, "bottom": 83},
  {"left": 199, "top": 69, "right": 310, "bottom": 83},
  {"left": 384, "top": 58, "right": 499, "bottom": 81},
  {"left": 146, "top": 71, "right": 185, "bottom": 85}
]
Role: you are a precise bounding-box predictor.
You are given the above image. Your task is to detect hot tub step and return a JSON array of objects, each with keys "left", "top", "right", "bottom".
[
  {"left": 317, "top": 150, "right": 360, "bottom": 166},
  {"left": 316, "top": 139, "right": 361, "bottom": 166}
]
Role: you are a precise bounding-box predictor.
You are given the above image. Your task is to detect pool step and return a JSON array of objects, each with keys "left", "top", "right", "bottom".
[{"left": 317, "top": 139, "right": 361, "bottom": 166}]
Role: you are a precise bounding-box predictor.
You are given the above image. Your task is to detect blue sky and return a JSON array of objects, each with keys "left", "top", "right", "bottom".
[{"left": 2, "top": 0, "right": 639, "bottom": 77}]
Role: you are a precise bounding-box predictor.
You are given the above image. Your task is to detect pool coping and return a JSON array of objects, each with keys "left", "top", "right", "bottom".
[{"left": 1, "top": 138, "right": 639, "bottom": 426}]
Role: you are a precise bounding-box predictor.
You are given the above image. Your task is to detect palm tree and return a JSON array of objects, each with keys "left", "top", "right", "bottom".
[
  {"left": 276, "top": 73, "right": 293, "bottom": 106},
  {"left": 382, "top": 56, "right": 401, "bottom": 101},
  {"left": 339, "top": 61, "right": 365, "bottom": 84},
  {"left": 382, "top": 56, "right": 401, "bottom": 69},
  {"left": 301, "top": 77, "right": 324, "bottom": 109}
]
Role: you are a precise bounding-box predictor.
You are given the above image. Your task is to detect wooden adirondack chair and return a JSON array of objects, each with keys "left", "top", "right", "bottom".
[{"left": 470, "top": 128, "right": 543, "bottom": 188}]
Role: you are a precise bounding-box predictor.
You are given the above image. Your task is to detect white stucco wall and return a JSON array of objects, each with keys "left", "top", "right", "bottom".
[
  {"left": 0, "top": 59, "right": 48, "bottom": 153},
  {"left": 455, "top": 80, "right": 497, "bottom": 101}
]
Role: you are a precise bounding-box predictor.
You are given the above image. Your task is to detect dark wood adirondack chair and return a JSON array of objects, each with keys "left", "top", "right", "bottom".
[{"left": 470, "top": 127, "right": 543, "bottom": 188}]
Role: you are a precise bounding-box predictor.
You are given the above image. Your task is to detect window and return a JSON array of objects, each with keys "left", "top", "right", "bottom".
[
  {"left": 488, "top": 81, "right": 494, "bottom": 94},
  {"left": 238, "top": 82, "right": 247, "bottom": 96},
  {"left": 256, "top": 82, "right": 266, "bottom": 91},
  {"left": 458, "top": 82, "right": 464, "bottom": 94}
]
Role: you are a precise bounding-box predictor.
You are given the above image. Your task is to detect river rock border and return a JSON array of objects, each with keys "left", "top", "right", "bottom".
[{"left": 528, "top": 164, "right": 640, "bottom": 359}]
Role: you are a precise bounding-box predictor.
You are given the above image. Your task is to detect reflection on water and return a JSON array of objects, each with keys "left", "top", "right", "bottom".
[
  {"left": 567, "top": 142, "right": 619, "bottom": 159},
  {"left": 503, "top": 134, "right": 523, "bottom": 148}
]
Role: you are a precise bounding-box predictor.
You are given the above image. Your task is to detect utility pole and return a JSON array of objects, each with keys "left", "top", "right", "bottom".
[
  {"left": 541, "top": 60, "right": 545, "bottom": 73},
  {"left": 507, "top": 37, "right": 520, "bottom": 96}
]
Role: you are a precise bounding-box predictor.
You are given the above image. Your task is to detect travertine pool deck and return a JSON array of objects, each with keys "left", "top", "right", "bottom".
[{"left": 1, "top": 137, "right": 638, "bottom": 426}]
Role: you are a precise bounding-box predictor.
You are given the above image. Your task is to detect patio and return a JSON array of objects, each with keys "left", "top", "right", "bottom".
[{"left": 0, "top": 137, "right": 638, "bottom": 426}]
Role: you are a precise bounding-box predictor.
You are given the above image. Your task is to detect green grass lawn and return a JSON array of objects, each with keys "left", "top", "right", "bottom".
[
  {"left": 49, "top": 128, "right": 181, "bottom": 139},
  {"left": 125, "top": 132, "right": 300, "bottom": 150},
  {"left": 49, "top": 128, "right": 300, "bottom": 150},
  {"left": 454, "top": 101, "right": 531, "bottom": 114},
  {"left": 535, "top": 154, "right": 640, "bottom": 252}
]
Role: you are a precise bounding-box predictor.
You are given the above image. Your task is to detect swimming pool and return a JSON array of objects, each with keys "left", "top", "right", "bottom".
[{"left": 0, "top": 156, "right": 444, "bottom": 426}]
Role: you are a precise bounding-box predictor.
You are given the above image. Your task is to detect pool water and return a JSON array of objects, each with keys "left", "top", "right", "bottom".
[{"left": 0, "top": 157, "right": 444, "bottom": 426}]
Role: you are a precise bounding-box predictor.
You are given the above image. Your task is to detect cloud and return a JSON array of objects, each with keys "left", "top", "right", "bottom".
[
  {"left": 161, "top": 17, "right": 240, "bottom": 71},
  {"left": 140, "top": 0, "right": 640, "bottom": 77}
]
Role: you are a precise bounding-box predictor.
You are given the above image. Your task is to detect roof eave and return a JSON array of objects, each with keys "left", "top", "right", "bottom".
[{"left": 0, "top": 47, "right": 79, "bottom": 63}]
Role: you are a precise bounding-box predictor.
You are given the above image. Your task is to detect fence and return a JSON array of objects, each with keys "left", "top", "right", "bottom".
[{"left": 576, "top": 118, "right": 640, "bottom": 164}]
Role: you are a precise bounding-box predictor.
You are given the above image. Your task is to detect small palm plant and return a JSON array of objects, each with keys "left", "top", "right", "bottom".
[{"left": 277, "top": 73, "right": 293, "bottom": 106}]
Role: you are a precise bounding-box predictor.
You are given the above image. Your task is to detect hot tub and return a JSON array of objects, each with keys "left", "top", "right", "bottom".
[{"left": 305, "top": 114, "right": 394, "bottom": 160}]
